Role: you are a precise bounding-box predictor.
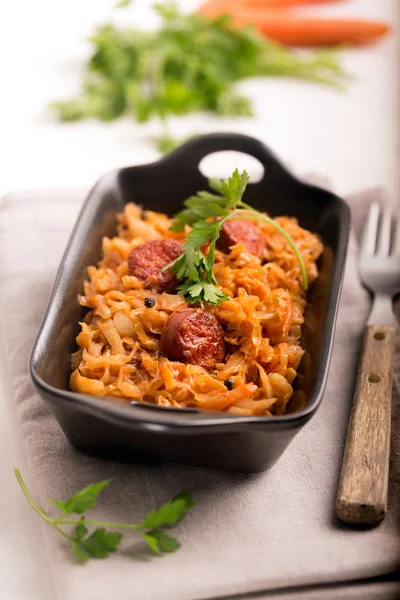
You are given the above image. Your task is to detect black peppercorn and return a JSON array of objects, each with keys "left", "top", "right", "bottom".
[
  {"left": 224, "top": 378, "right": 234, "bottom": 390},
  {"left": 144, "top": 297, "right": 155, "bottom": 308}
]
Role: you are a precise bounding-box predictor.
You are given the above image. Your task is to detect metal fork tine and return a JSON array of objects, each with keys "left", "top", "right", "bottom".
[
  {"left": 361, "top": 202, "right": 380, "bottom": 256},
  {"left": 377, "top": 204, "right": 392, "bottom": 256},
  {"left": 393, "top": 210, "right": 400, "bottom": 254}
]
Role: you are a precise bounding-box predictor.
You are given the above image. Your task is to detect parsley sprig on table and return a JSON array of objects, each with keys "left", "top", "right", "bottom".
[
  {"left": 14, "top": 467, "right": 193, "bottom": 562},
  {"left": 167, "top": 169, "right": 308, "bottom": 305}
]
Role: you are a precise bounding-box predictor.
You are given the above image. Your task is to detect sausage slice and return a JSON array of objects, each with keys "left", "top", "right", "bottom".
[
  {"left": 161, "top": 309, "right": 226, "bottom": 370},
  {"left": 128, "top": 239, "right": 182, "bottom": 293},
  {"left": 217, "top": 220, "right": 266, "bottom": 258}
]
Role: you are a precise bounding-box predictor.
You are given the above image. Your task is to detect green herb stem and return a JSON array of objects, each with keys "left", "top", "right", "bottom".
[
  {"left": 14, "top": 467, "right": 53, "bottom": 524},
  {"left": 54, "top": 524, "right": 76, "bottom": 542},
  {"left": 55, "top": 519, "right": 140, "bottom": 530},
  {"left": 14, "top": 467, "right": 193, "bottom": 562},
  {"left": 230, "top": 208, "right": 308, "bottom": 290}
]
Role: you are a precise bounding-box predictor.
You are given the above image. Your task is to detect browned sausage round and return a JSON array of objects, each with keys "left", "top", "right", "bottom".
[
  {"left": 128, "top": 239, "right": 182, "bottom": 293},
  {"left": 216, "top": 220, "right": 266, "bottom": 258},
  {"left": 161, "top": 309, "right": 226, "bottom": 369}
]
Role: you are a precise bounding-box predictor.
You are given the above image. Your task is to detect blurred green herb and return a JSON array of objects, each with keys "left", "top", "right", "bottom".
[
  {"left": 15, "top": 467, "right": 194, "bottom": 562},
  {"left": 52, "top": 2, "right": 347, "bottom": 139}
]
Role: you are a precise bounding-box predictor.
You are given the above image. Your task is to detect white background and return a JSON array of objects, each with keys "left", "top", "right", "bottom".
[
  {"left": 0, "top": 1, "right": 398, "bottom": 598},
  {"left": 0, "top": 0, "right": 399, "bottom": 198}
]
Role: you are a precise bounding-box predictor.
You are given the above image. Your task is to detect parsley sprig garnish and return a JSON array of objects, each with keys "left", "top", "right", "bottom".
[
  {"left": 167, "top": 169, "right": 308, "bottom": 305},
  {"left": 15, "top": 467, "right": 193, "bottom": 562}
]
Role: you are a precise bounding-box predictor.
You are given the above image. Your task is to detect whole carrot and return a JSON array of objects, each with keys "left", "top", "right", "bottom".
[
  {"left": 198, "top": 1, "right": 284, "bottom": 18},
  {"left": 250, "top": 15, "right": 390, "bottom": 46},
  {"left": 198, "top": 1, "right": 389, "bottom": 47},
  {"left": 198, "top": 0, "right": 344, "bottom": 15},
  {"left": 240, "top": 0, "right": 345, "bottom": 6}
]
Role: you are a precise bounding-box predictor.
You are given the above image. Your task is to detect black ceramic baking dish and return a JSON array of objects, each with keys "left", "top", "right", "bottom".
[{"left": 30, "top": 133, "right": 350, "bottom": 473}]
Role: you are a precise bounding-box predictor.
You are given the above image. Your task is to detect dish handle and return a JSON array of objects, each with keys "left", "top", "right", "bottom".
[{"left": 159, "top": 132, "right": 292, "bottom": 188}]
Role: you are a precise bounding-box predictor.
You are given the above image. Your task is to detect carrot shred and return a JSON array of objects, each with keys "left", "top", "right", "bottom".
[{"left": 160, "top": 362, "right": 175, "bottom": 390}]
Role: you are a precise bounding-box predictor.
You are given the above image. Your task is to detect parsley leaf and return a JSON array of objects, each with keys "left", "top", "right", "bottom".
[
  {"left": 73, "top": 528, "right": 123, "bottom": 562},
  {"left": 185, "top": 221, "right": 221, "bottom": 251},
  {"left": 51, "top": 480, "right": 110, "bottom": 515},
  {"left": 172, "top": 489, "right": 195, "bottom": 510},
  {"left": 75, "top": 517, "right": 88, "bottom": 540},
  {"left": 169, "top": 209, "right": 199, "bottom": 233},
  {"left": 73, "top": 543, "right": 92, "bottom": 563},
  {"left": 201, "top": 281, "right": 229, "bottom": 304},
  {"left": 172, "top": 169, "right": 247, "bottom": 232},
  {"left": 138, "top": 490, "right": 194, "bottom": 529},
  {"left": 143, "top": 529, "right": 181, "bottom": 553},
  {"left": 220, "top": 169, "right": 249, "bottom": 204}
]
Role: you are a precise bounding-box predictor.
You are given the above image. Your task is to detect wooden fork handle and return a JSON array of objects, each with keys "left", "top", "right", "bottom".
[{"left": 336, "top": 323, "right": 396, "bottom": 525}]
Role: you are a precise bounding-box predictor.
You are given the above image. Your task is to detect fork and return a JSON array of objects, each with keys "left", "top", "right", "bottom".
[{"left": 336, "top": 202, "right": 400, "bottom": 525}]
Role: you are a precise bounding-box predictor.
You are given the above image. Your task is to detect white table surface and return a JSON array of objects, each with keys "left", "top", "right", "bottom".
[{"left": 0, "top": 1, "right": 398, "bottom": 598}]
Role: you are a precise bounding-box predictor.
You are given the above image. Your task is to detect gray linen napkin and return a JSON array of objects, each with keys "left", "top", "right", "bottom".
[{"left": 0, "top": 187, "right": 399, "bottom": 600}]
